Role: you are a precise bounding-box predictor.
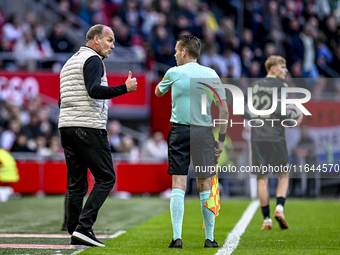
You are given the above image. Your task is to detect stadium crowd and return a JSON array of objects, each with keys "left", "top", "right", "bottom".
[
  {"left": 0, "top": 1, "right": 340, "bottom": 82},
  {"left": 0, "top": 0, "right": 340, "bottom": 161},
  {"left": 0, "top": 95, "right": 168, "bottom": 161}
]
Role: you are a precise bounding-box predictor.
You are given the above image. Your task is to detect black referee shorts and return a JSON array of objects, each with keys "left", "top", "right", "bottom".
[
  {"left": 251, "top": 140, "right": 289, "bottom": 176},
  {"left": 167, "top": 123, "right": 215, "bottom": 178}
]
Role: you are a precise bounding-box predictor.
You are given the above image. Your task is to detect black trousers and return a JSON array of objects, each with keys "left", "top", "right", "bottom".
[{"left": 59, "top": 127, "right": 115, "bottom": 235}]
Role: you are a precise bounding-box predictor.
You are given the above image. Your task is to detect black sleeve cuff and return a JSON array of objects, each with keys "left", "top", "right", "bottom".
[{"left": 218, "top": 133, "right": 226, "bottom": 142}]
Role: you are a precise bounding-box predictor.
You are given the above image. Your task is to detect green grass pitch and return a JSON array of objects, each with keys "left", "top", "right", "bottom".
[{"left": 0, "top": 196, "right": 339, "bottom": 254}]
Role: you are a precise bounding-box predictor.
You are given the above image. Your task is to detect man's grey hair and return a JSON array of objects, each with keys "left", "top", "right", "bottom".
[{"left": 86, "top": 24, "right": 111, "bottom": 43}]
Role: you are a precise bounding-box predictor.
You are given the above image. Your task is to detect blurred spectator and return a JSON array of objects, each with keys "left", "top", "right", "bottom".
[
  {"left": 11, "top": 132, "right": 34, "bottom": 152},
  {"left": 176, "top": 0, "right": 198, "bottom": 27},
  {"left": 1, "top": 0, "right": 340, "bottom": 86},
  {"left": 155, "top": 0, "right": 176, "bottom": 28},
  {"left": 48, "top": 135, "right": 64, "bottom": 159},
  {"left": 292, "top": 125, "right": 318, "bottom": 197},
  {"left": 282, "top": 0, "right": 301, "bottom": 33},
  {"left": 78, "top": 0, "right": 106, "bottom": 27},
  {"left": 316, "top": 32, "right": 334, "bottom": 77},
  {"left": 259, "top": 42, "right": 278, "bottom": 76},
  {"left": 0, "top": 118, "right": 21, "bottom": 151},
  {"left": 248, "top": 60, "right": 262, "bottom": 79},
  {"left": 141, "top": 131, "right": 167, "bottom": 161},
  {"left": 199, "top": 44, "right": 226, "bottom": 77},
  {"left": 263, "top": 0, "right": 285, "bottom": 53},
  {"left": 119, "top": 0, "right": 143, "bottom": 35},
  {"left": 201, "top": 28, "right": 219, "bottom": 51},
  {"left": 0, "top": 101, "right": 29, "bottom": 126},
  {"left": 152, "top": 25, "right": 176, "bottom": 66},
  {"left": 58, "top": 0, "right": 72, "bottom": 13},
  {"left": 33, "top": 23, "right": 54, "bottom": 59},
  {"left": 131, "top": 34, "right": 146, "bottom": 61},
  {"left": 284, "top": 17, "right": 301, "bottom": 60},
  {"left": 243, "top": 1, "right": 264, "bottom": 49},
  {"left": 173, "top": 0, "right": 201, "bottom": 39},
  {"left": 2, "top": 13, "right": 22, "bottom": 44},
  {"left": 21, "top": 114, "right": 43, "bottom": 140},
  {"left": 35, "top": 135, "right": 50, "bottom": 157},
  {"left": 0, "top": 7, "right": 5, "bottom": 30},
  {"left": 197, "top": 2, "right": 218, "bottom": 33},
  {"left": 118, "top": 134, "right": 140, "bottom": 162},
  {"left": 141, "top": 0, "right": 159, "bottom": 37},
  {"left": 25, "top": 97, "right": 42, "bottom": 117},
  {"left": 240, "top": 46, "right": 254, "bottom": 77},
  {"left": 33, "top": 134, "right": 63, "bottom": 159},
  {"left": 20, "top": 11, "right": 38, "bottom": 34},
  {"left": 38, "top": 106, "right": 58, "bottom": 138},
  {"left": 103, "top": 0, "right": 121, "bottom": 20},
  {"left": 289, "top": 23, "right": 319, "bottom": 83},
  {"left": 172, "top": 13, "right": 193, "bottom": 40},
  {"left": 302, "top": 1, "right": 317, "bottom": 21},
  {"left": 13, "top": 29, "right": 40, "bottom": 71},
  {"left": 107, "top": 120, "right": 123, "bottom": 153},
  {"left": 222, "top": 45, "right": 242, "bottom": 79},
  {"left": 239, "top": 28, "right": 262, "bottom": 59},
  {"left": 48, "top": 23, "right": 75, "bottom": 53},
  {"left": 290, "top": 60, "right": 303, "bottom": 78},
  {"left": 323, "top": 15, "right": 338, "bottom": 50},
  {"left": 91, "top": 2, "right": 110, "bottom": 26},
  {"left": 216, "top": 17, "right": 240, "bottom": 54},
  {"left": 329, "top": 43, "right": 340, "bottom": 75},
  {"left": 263, "top": 1, "right": 282, "bottom": 33},
  {"left": 111, "top": 16, "right": 131, "bottom": 47}
]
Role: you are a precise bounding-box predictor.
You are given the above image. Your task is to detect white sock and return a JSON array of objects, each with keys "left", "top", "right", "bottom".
[{"left": 276, "top": 204, "right": 284, "bottom": 213}]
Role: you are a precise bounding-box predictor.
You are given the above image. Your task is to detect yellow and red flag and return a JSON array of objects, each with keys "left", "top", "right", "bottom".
[{"left": 203, "top": 174, "right": 220, "bottom": 229}]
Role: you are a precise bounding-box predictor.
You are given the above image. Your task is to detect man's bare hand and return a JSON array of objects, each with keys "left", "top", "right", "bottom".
[
  {"left": 214, "top": 140, "right": 224, "bottom": 164},
  {"left": 125, "top": 71, "right": 137, "bottom": 92}
]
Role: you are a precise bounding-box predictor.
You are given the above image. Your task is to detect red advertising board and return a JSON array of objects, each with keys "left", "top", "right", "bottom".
[
  {"left": 302, "top": 101, "right": 340, "bottom": 127},
  {"left": 0, "top": 71, "right": 146, "bottom": 106}
]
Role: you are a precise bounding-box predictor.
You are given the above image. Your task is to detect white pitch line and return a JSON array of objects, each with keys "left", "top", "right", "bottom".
[
  {"left": 108, "top": 230, "right": 126, "bottom": 239},
  {"left": 70, "top": 250, "right": 83, "bottom": 255},
  {"left": 215, "top": 200, "right": 260, "bottom": 255}
]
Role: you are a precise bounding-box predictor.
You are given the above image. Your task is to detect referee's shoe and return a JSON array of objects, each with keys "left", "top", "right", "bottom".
[
  {"left": 168, "top": 238, "right": 182, "bottom": 248},
  {"left": 204, "top": 239, "right": 221, "bottom": 248},
  {"left": 72, "top": 228, "right": 105, "bottom": 247}
]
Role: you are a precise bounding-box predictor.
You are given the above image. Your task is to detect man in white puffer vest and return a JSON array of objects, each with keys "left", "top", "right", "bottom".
[{"left": 58, "top": 24, "right": 137, "bottom": 249}]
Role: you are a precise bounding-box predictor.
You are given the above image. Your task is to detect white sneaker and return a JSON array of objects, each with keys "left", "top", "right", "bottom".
[{"left": 261, "top": 217, "right": 272, "bottom": 230}]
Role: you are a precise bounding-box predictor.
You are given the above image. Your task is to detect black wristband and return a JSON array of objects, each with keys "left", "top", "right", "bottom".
[{"left": 218, "top": 133, "right": 226, "bottom": 142}]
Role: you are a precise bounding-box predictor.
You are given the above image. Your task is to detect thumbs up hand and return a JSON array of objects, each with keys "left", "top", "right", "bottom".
[{"left": 125, "top": 71, "right": 137, "bottom": 93}]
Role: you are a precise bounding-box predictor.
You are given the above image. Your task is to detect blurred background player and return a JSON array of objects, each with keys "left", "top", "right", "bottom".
[
  {"left": 244, "top": 55, "right": 290, "bottom": 230},
  {"left": 155, "top": 35, "right": 228, "bottom": 248}
]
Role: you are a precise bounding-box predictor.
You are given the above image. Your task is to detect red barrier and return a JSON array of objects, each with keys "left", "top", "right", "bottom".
[
  {"left": 9, "top": 161, "right": 171, "bottom": 195},
  {"left": 116, "top": 162, "right": 171, "bottom": 194},
  {"left": 11, "top": 162, "right": 41, "bottom": 194},
  {"left": 43, "top": 162, "right": 68, "bottom": 194}
]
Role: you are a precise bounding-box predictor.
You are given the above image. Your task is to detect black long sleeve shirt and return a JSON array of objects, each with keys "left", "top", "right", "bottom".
[{"left": 83, "top": 56, "right": 127, "bottom": 99}]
